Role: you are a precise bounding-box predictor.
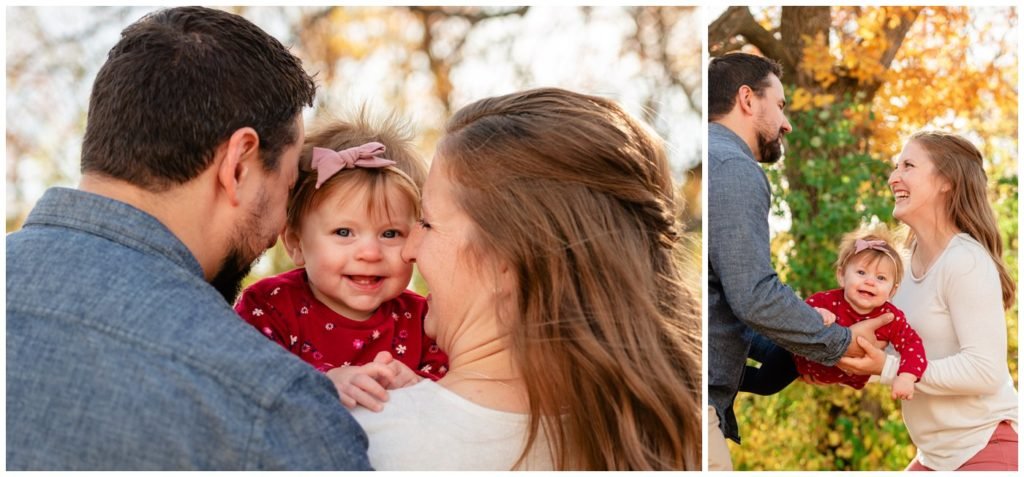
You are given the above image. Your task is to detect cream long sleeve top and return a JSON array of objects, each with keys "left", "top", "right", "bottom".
[{"left": 881, "top": 233, "right": 1017, "bottom": 470}]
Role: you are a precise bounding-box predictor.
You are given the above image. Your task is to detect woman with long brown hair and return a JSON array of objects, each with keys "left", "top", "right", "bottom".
[
  {"left": 843, "top": 131, "right": 1018, "bottom": 471},
  {"left": 351, "top": 87, "right": 701, "bottom": 470}
]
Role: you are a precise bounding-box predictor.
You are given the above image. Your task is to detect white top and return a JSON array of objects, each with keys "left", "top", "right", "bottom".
[
  {"left": 883, "top": 233, "right": 1017, "bottom": 470},
  {"left": 350, "top": 379, "right": 554, "bottom": 470}
]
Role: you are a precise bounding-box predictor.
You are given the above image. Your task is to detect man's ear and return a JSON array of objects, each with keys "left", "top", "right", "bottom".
[
  {"left": 736, "top": 85, "right": 756, "bottom": 116},
  {"left": 281, "top": 226, "right": 305, "bottom": 267},
  {"left": 216, "top": 127, "right": 260, "bottom": 206}
]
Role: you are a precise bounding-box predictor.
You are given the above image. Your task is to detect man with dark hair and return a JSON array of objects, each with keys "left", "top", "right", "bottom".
[
  {"left": 706, "top": 52, "right": 891, "bottom": 470},
  {"left": 707, "top": 52, "right": 789, "bottom": 164},
  {"left": 7, "top": 7, "right": 371, "bottom": 470}
]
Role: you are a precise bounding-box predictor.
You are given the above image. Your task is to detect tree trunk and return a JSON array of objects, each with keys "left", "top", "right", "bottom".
[{"left": 779, "top": 7, "right": 830, "bottom": 90}]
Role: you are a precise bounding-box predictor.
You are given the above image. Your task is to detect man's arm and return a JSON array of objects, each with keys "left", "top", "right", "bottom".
[{"left": 709, "top": 156, "right": 851, "bottom": 366}]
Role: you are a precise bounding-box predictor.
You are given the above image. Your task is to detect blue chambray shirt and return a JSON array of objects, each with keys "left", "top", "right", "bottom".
[
  {"left": 6, "top": 187, "right": 371, "bottom": 470},
  {"left": 707, "top": 123, "right": 851, "bottom": 443}
]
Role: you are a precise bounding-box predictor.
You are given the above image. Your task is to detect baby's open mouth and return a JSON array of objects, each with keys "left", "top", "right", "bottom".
[{"left": 347, "top": 275, "right": 384, "bottom": 286}]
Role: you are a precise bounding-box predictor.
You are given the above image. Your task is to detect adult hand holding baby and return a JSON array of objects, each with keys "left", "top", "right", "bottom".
[
  {"left": 837, "top": 335, "right": 889, "bottom": 376},
  {"left": 841, "top": 313, "right": 893, "bottom": 358}
]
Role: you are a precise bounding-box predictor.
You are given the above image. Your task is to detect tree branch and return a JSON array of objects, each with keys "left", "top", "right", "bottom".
[
  {"left": 296, "top": 6, "right": 334, "bottom": 35},
  {"left": 407, "top": 6, "right": 529, "bottom": 25},
  {"left": 709, "top": 6, "right": 791, "bottom": 67},
  {"left": 407, "top": 6, "right": 530, "bottom": 114},
  {"left": 877, "top": 7, "right": 923, "bottom": 70},
  {"left": 631, "top": 7, "right": 701, "bottom": 114},
  {"left": 833, "top": 7, "right": 922, "bottom": 100},
  {"left": 659, "top": 8, "right": 701, "bottom": 113}
]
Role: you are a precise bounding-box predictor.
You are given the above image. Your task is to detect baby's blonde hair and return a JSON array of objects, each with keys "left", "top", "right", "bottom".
[
  {"left": 835, "top": 223, "right": 906, "bottom": 290},
  {"left": 286, "top": 108, "right": 426, "bottom": 231}
]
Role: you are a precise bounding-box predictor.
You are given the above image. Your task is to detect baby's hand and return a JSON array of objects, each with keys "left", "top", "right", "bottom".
[
  {"left": 325, "top": 364, "right": 390, "bottom": 411},
  {"left": 324, "top": 352, "right": 423, "bottom": 412},
  {"left": 372, "top": 351, "right": 422, "bottom": 390},
  {"left": 892, "top": 373, "right": 916, "bottom": 400},
  {"left": 815, "top": 307, "right": 837, "bottom": 327}
]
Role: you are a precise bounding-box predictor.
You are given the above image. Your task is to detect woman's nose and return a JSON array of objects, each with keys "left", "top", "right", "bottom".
[{"left": 401, "top": 227, "right": 421, "bottom": 264}]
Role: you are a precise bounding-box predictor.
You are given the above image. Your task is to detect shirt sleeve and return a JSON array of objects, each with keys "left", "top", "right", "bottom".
[
  {"left": 886, "top": 247, "right": 1011, "bottom": 395},
  {"left": 252, "top": 372, "right": 372, "bottom": 470},
  {"left": 877, "top": 353, "right": 900, "bottom": 385},
  {"left": 709, "top": 156, "right": 851, "bottom": 365}
]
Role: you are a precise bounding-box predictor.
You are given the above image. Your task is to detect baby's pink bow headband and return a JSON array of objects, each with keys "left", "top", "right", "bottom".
[
  {"left": 854, "top": 239, "right": 889, "bottom": 254},
  {"left": 311, "top": 142, "right": 396, "bottom": 189}
]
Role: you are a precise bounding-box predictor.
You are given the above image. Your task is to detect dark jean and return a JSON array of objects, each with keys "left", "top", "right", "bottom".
[{"left": 740, "top": 334, "right": 799, "bottom": 396}]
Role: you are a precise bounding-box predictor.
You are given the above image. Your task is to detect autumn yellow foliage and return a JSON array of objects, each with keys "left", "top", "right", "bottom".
[{"left": 863, "top": 8, "right": 1013, "bottom": 159}]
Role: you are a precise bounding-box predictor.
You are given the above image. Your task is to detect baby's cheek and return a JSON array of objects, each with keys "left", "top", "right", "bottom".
[
  {"left": 884, "top": 284, "right": 897, "bottom": 299},
  {"left": 396, "top": 262, "right": 415, "bottom": 282}
]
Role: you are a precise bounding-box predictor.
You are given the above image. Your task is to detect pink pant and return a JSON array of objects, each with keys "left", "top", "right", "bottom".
[{"left": 907, "top": 421, "right": 1017, "bottom": 471}]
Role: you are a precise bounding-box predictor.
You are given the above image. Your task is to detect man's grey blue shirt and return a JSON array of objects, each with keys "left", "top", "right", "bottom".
[
  {"left": 707, "top": 123, "right": 851, "bottom": 443},
  {"left": 6, "top": 187, "right": 371, "bottom": 470}
]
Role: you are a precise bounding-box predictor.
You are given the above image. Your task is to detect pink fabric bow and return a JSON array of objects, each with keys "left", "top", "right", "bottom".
[
  {"left": 854, "top": 239, "right": 889, "bottom": 254},
  {"left": 311, "top": 142, "right": 396, "bottom": 189}
]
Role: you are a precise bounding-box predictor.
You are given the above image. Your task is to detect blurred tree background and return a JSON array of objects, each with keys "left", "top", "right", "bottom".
[
  {"left": 709, "top": 6, "right": 1018, "bottom": 470},
  {"left": 6, "top": 6, "right": 703, "bottom": 291}
]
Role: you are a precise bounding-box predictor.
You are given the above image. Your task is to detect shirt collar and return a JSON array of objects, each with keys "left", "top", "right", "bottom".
[
  {"left": 709, "top": 122, "right": 755, "bottom": 160},
  {"left": 23, "top": 187, "right": 205, "bottom": 279}
]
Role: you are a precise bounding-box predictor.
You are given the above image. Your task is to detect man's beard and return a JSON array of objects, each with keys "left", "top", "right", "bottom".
[
  {"left": 757, "top": 128, "right": 785, "bottom": 164},
  {"left": 210, "top": 248, "right": 256, "bottom": 304},
  {"left": 211, "top": 189, "right": 273, "bottom": 304}
]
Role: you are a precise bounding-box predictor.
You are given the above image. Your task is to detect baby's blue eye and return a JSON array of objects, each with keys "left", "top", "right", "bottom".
[
  {"left": 334, "top": 228, "right": 352, "bottom": 237},
  {"left": 382, "top": 229, "right": 400, "bottom": 239}
]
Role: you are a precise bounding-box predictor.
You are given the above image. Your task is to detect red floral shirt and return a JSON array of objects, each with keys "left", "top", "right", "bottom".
[
  {"left": 235, "top": 268, "right": 448, "bottom": 380},
  {"left": 794, "top": 288, "right": 926, "bottom": 388}
]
